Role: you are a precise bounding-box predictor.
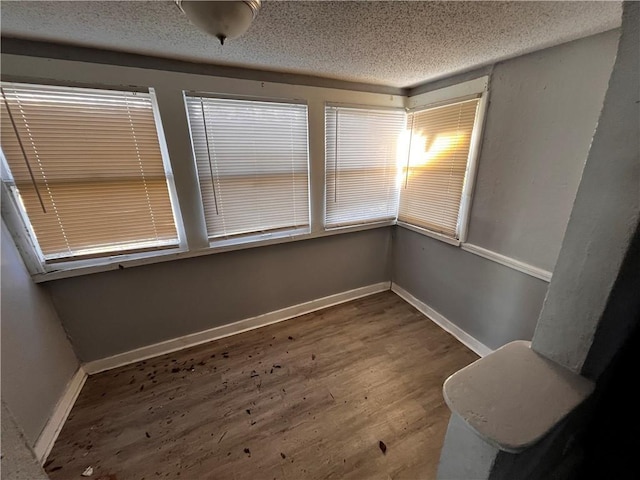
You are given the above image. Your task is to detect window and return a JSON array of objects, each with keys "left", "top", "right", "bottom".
[
  {"left": 0, "top": 74, "right": 487, "bottom": 280},
  {"left": 185, "top": 95, "right": 309, "bottom": 240},
  {"left": 398, "top": 96, "right": 481, "bottom": 239},
  {"left": 0, "top": 82, "right": 179, "bottom": 262},
  {"left": 325, "top": 106, "right": 405, "bottom": 228}
]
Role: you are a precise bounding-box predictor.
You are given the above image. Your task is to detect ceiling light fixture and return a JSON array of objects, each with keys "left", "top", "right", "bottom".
[{"left": 176, "top": 0, "right": 261, "bottom": 46}]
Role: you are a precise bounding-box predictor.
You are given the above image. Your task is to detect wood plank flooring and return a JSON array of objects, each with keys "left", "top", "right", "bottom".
[{"left": 45, "top": 291, "right": 478, "bottom": 480}]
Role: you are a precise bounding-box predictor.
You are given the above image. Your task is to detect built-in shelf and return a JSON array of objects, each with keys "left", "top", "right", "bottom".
[{"left": 443, "top": 340, "right": 594, "bottom": 453}]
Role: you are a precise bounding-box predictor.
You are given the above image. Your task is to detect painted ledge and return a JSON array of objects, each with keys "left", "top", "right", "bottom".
[
  {"left": 31, "top": 222, "right": 394, "bottom": 283},
  {"left": 443, "top": 340, "right": 594, "bottom": 453},
  {"left": 461, "top": 243, "right": 553, "bottom": 282}
]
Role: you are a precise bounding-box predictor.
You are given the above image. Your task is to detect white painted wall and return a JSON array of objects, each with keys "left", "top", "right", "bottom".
[{"left": 1, "top": 220, "right": 79, "bottom": 445}]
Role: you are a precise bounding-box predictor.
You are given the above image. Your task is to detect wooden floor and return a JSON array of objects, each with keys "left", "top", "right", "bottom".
[{"left": 45, "top": 291, "right": 478, "bottom": 480}]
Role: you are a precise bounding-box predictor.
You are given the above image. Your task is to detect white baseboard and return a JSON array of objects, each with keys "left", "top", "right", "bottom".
[
  {"left": 460, "top": 243, "right": 552, "bottom": 282},
  {"left": 391, "top": 283, "right": 493, "bottom": 357},
  {"left": 34, "top": 366, "right": 87, "bottom": 464},
  {"left": 84, "top": 281, "right": 391, "bottom": 375}
]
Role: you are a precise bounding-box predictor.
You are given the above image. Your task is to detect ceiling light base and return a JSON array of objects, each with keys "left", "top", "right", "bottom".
[{"left": 176, "top": 1, "right": 261, "bottom": 45}]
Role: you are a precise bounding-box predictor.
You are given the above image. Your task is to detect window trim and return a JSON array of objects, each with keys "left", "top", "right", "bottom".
[
  {"left": 1, "top": 172, "right": 47, "bottom": 274},
  {"left": 323, "top": 102, "right": 406, "bottom": 229},
  {"left": 184, "top": 90, "right": 308, "bottom": 105},
  {"left": 0, "top": 84, "right": 186, "bottom": 270},
  {"left": 149, "top": 89, "right": 188, "bottom": 251},
  {"left": 1, "top": 73, "right": 486, "bottom": 282},
  {"left": 184, "top": 92, "right": 311, "bottom": 243},
  {"left": 396, "top": 221, "right": 461, "bottom": 247},
  {"left": 401, "top": 76, "right": 489, "bottom": 243},
  {"left": 26, "top": 220, "right": 394, "bottom": 283},
  {"left": 1, "top": 153, "right": 48, "bottom": 267},
  {"left": 325, "top": 101, "right": 405, "bottom": 112}
]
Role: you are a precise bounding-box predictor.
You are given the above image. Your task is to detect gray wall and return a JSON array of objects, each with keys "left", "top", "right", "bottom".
[
  {"left": 47, "top": 228, "right": 392, "bottom": 362},
  {"left": 393, "top": 31, "right": 619, "bottom": 350},
  {"left": 468, "top": 29, "right": 619, "bottom": 272},
  {"left": 393, "top": 227, "right": 548, "bottom": 350},
  {"left": 1, "top": 220, "right": 79, "bottom": 445},
  {"left": 533, "top": 2, "right": 639, "bottom": 375}
]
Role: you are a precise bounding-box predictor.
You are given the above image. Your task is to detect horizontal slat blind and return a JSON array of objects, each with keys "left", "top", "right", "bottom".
[
  {"left": 398, "top": 98, "right": 480, "bottom": 238},
  {"left": 325, "top": 106, "right": 405, "bottom": 227},
  {"left": 0, "top": 82, "right": 178, "bottom": 260},
  {"left": 185, "top": 96, "right": 309, "bottom": 239}
]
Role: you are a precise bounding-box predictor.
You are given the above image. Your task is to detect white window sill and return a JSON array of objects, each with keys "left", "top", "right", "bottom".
[
  {"left": 396, "top": 221, "right": 461, "bottom": 247},
  {"left": 324, "top": 219, "right": 399, "bottom": 232},
  {"left": 209, "top": 226, "right": 312, "bottom": 249},
  {"left": 395, "top": 222, "right": 553, "bottom": 282},
  {"left": 29, "top": 219, "right": 465, "bottom": 284},
  {"left": 31, "top": 220, "right": 395, "bottom": 283}
]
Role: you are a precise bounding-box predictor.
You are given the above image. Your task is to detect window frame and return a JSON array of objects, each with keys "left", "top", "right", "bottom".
[
  {"left": 398, "top": 76, "right": 489, "bottom": 245},
  {"left": 0, "top": 72, "right": 484, "bottom": 282},
  {"left": 323, "top": 102, "right": 406, "bottom": 229},
  {"left": 183, "top": 92, "right": 312, "bottom": 246},
  {"left": 0, "top": 83, "right": 186, "bottom": 273}
]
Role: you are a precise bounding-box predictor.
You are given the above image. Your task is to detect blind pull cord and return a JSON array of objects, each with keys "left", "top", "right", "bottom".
[
  {"left": 201, "top": 98, "right": 220, "bottom": 216},
  {"left": 1, "top": 87, "right": 47, "bottom": 213},
  {"left": 334, "top": 109, "right": 339, "bottom": 202}
]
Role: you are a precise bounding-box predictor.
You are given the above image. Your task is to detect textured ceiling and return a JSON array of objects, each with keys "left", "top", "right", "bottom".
[{"left": 0, "top": 1, "right": 622, "bottom": 88}]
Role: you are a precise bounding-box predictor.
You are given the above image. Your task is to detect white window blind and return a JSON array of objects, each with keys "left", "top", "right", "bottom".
[
  {"left": 399, "top": 97, "right": 480, "bottom": 238},
  {"left": 325, "top": 106, "right": 405, "bottom": 228},
  {"left": 185, "top": 95, "right": 309, "bottom": 240},
  {"left": 0, "top": 82, "right": 179, "bottom": 261}
]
